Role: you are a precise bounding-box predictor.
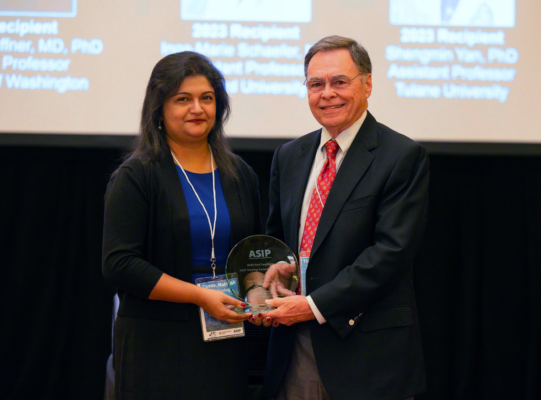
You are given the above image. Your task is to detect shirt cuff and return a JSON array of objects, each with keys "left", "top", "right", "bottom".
[{"left": 307, "top": 295, "right": 326, "bottom": 324}]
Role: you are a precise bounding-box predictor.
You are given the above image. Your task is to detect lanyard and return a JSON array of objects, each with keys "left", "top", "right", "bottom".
[{"left": 171, "top": 145, "right": 218, "bottom": 278}]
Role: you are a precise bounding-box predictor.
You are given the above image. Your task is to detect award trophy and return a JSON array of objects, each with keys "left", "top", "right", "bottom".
[{"left": 225, "top": 235, "right": 299, "bottom": 312}]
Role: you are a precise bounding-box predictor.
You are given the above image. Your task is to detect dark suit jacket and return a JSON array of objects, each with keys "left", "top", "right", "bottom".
[
  {"left": 102, "top": 151, "right": 261, "bottom": 399},
  {"left": 263, "top": 111, "right": 429, "bottom": 400}
]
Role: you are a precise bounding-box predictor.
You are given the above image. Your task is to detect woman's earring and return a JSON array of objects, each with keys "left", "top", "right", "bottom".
[{"left": 158, "top": 120, "right": 162, "bottom": 130}]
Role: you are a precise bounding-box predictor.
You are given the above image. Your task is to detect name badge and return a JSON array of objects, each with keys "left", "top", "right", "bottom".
[
  {"left": 195, "top": 274, "right": 245, "bottom": 342},
  {"left": 299, "top": 251, "right": 310, "bottom": 296}
]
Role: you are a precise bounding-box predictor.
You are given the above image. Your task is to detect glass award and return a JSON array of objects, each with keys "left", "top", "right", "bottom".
[{"left": 225, "top": 235, "right": 299, "bottom": 312}]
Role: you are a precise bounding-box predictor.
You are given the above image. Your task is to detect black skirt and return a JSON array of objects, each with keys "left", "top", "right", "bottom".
[{"left": 114, "top": 304, "right": 248, "bottom": 400}]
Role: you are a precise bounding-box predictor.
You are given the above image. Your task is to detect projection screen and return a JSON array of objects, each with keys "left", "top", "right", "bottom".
[{"left": 1, "top": 0, "right": 539, "bottom": 146}]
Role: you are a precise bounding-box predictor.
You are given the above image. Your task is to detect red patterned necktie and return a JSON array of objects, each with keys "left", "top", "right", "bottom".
[{"left": 298, "top": 139, "right": 339, "bottom": 294}]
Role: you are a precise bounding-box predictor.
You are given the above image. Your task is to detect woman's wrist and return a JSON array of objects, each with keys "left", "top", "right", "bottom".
[{"left": 192, "top": 285, "right": 212, "bottom": 308}]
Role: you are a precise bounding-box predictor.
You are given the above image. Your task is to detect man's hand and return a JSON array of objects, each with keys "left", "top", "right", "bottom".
[
  {"left": 262, "top": 263, "right": 297, "bottom": 298},
  {"left": 264, "top": 295, "right": 315, "bottom": 326},
  {"left": 246, "top": 286, "right": 272, "bottom": 308}
]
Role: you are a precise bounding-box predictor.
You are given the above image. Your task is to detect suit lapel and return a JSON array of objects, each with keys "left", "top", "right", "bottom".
[
  {"left": 289, "top": 131, "right": 321, "bottom": 254},
  {"left": 310, "top": 112, "right": 379, "bottom": 258}
]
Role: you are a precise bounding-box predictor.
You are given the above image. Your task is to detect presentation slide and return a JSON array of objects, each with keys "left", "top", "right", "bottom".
[{"left": 1, "top": 0, "right": 539, "bottom": 143}]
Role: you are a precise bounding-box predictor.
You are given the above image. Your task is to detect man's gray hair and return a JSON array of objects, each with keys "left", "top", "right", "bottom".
[{"left": 304, "top": 35, "right": 372, "bottom": 77}]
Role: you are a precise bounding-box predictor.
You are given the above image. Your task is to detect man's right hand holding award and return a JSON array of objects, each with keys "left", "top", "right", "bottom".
[{"left": 247, "top": 261, "right": 298, "bottom": 327}]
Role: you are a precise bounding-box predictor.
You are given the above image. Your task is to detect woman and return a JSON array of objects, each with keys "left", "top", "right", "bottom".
[{"left": 102, "top": 51, "right": 261, "bottom": 399}]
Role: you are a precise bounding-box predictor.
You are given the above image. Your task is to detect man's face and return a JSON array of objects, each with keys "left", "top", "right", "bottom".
[{"left": 306, "top": 49, "right": 372, "bottom": 138}]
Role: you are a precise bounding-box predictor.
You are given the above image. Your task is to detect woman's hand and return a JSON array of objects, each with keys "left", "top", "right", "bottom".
[
  {"left": 197, "top": 287, "right": 252, "bottom": 323},
  {"left": 249, "top": 311, "right": 274, "bottom": 327},
  {"left": 149, "top": 274, "right": 252, "bottom": 323}
]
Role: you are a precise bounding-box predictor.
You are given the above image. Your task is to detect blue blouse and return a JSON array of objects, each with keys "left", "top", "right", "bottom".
[{"left": 176, "top": 166, "right": 232, "bottom": 283}]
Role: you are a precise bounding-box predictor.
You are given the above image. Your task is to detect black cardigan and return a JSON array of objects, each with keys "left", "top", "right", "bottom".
[{"left": 102, "top": 151, "right": 261, "bottom": 321}]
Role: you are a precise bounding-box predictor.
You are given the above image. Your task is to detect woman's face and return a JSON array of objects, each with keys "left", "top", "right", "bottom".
[{"left": 162, "top": 75, "right": 217, "bottom": 146}]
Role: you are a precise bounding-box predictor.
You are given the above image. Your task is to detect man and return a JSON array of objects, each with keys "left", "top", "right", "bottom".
[{"left": 262, "top": 36, "right": 429, "bottom": 400}]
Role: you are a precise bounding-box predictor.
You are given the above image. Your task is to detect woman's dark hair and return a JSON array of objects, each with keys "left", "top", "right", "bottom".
[{"left": 128, "top": 51, "right": 238, "bottom": 180}]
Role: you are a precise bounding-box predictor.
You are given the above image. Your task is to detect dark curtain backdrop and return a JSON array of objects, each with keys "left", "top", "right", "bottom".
[{"left": 0, "top": 146, "right": 540, "bottom": 400}]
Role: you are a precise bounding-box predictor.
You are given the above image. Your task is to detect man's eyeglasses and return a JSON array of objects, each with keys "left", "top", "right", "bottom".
[{"left": 304, "top": 73, "right": 363, "bottom": 93}]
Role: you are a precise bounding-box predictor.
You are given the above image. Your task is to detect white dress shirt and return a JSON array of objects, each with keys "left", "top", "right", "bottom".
[{"left": 300, "top": 111, "right": 368, "bottom": 324}]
